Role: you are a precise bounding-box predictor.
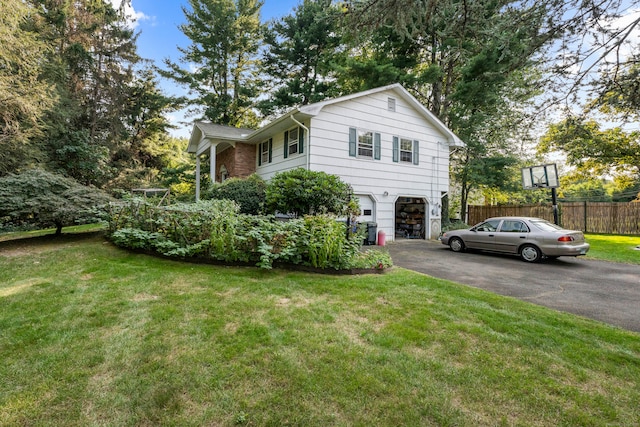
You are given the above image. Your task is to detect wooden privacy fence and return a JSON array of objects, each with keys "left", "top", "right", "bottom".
[{"left": 468, "top": 202, "right": 640, "bottom": 235}]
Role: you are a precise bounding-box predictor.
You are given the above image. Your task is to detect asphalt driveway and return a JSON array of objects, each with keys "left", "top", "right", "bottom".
[{"left": 386, "top": 239, "right": 640, "bottom": 333}]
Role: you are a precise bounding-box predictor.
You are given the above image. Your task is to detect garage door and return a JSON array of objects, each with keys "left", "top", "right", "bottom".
[{"left": 356, "top": 195, "right": 374, "bottom": 222}]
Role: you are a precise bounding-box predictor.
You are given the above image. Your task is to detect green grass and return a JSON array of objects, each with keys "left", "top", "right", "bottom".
[
  {"left": 1, "top": 234, "right": 639, "bottom": 426},
  {"left": 0, "top": 223, "right": 105, "bottom": 242},
  {"left": 585, "top": 234, "right": 640, "bottom": 264}
]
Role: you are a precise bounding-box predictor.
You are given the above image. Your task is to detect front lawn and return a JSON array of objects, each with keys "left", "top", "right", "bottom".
[
  {"left": 585, "top": 234, "right": 640, "bottom": 264},
  {"left": 1, "top": 234, "right": 638, "bottom": 426}
]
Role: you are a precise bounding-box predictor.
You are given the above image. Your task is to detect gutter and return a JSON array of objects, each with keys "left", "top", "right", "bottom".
[{"left": 290, "top": 114, "right": 310, "bottom": 170}]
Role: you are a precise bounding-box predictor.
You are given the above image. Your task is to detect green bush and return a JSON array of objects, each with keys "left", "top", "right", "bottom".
[
  {"left": 265, "top": 169, "right": 355, "bottom": 217},
  {"left": 0, "top": 169, "right": 113, "bottom": 234},
  {"left": 302, "top": 215, "right": 360, "bottom": 269},
  {"left": 349, "top": 249, "right": 394, "bottom": 270},
  {"left": 208, "top": 174, "right": 266, "bottom": 215},
  {"left": 106, "top": 200, "right": 377, "bottom": 270}
]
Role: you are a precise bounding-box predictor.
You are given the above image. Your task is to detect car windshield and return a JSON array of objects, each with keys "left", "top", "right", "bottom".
[{"left": 529, "top": 219, "right": 563, "bottom": 231}]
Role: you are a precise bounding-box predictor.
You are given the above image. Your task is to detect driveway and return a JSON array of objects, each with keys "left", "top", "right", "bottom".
[{"left": 386, "top": 239, "right": 640, "bottom": 333}]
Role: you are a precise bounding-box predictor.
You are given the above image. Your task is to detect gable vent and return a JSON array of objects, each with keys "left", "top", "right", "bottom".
[{"left": 387, "top": 97, "right": 396, "bottom": 112}]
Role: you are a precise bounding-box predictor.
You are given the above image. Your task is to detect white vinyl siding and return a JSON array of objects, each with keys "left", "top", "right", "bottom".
[
  {"left": 256, "top": 129, "right": 306, "bottom": 180},
  {"left": 306, "top": 90, "right": 451, "bottom": 240}
]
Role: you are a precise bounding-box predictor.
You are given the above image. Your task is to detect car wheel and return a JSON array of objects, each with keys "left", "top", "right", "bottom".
[
  {"left": 520, "top": 244, "right": 542, "bottom": 263},
  {"left": 449, "top": 237, "right": 465, "bottom": 253}
]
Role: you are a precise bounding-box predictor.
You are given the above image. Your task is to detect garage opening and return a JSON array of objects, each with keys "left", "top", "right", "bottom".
[{"left": 395, "top": 197, "right": 427, "bottom": 239}]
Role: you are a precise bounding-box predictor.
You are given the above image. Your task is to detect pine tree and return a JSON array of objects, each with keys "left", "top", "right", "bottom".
[
  {"left": 27, "top": 0, "right": 143, "bottom": 186},
  {"left": 260, "top": 0, "right": 344, "bottom": 116},
  {"left": 161, "top": 0, "right": 263, "bottom": 128},
  {"left": 0, "top": 0, "right": 56, "bottom": 176}
]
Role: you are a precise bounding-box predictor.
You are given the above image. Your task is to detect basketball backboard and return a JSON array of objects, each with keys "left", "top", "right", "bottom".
[{"left": 521, "top": 164, "right": 559, "bottom": 189}]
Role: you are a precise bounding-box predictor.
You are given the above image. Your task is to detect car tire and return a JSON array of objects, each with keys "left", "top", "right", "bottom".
[
  {"left": 449, "top": 237, "right": 465, "bottom": 253},
  {"left": 520, "top": 244, "right": 542, "bottom": 263}
]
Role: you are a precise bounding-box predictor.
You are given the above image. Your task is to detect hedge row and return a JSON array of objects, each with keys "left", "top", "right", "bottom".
[{"left": 107, "top": 199, "right": 392, "bottom": 270}]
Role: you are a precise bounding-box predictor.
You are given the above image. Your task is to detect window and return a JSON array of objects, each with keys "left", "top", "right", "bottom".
[
  {"left": 349, "top": 128, "right": 381, "bottom": 160},
  {"left": 284, "top": 127, "right": 304, "bottom": 158},
  {"left": 288, "top": 127, "right": 299, "bottom": 155},
  {"left": 388, "top": 97, "right": 396, "bottom": 112},
  {"left": 400, "top": 138, "right": 413, "bottom": 163},
  {"left": 220, "top": 165, "right": 229, "bottom": 182},
  {"left": 500, "top": 220, "right": 528, "bottom": 233},
  {"left": 473, "top": 219, "right": 501, "bottom": 232},
  {"left": 358, "top": 130, "right": 373, "bottom": 158},
  {"left": 393, "top": 136, "right": 419, "bottom": 165},
  {"left": 258, "top": 139, "right": 272, "bottom": 166}
]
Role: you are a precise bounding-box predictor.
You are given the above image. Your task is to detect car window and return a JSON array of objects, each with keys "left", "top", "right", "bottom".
[
  {"left": 473, "top": 219, "right": 501, "bottom": 232},
  {"left": 529, "top": 220, "right": 563, "bottom": 231},
  {"left": 500, "top": 220, "right": 529, "bottom": 233}
]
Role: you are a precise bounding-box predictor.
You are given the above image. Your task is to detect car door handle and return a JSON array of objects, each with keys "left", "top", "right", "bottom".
[
  {"left": 520, "top": 236, "right": 526, "bottom": 239},
  {"left": 488, "top": 234, "right": 494, "bottom": 237}
]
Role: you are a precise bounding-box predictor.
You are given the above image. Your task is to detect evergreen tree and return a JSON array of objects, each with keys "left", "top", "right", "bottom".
[
  {"left": 27, "top": 0, "right": 143, "bottom": 186},
  {"left": 161, "top": 0, "right": 263, "bottom": 128},
  {"left": 341, "top": 0, "right": 554, "bottom": 218},
  {"left": 0, "top": 0, "right": 56, "bottom": 176},
  {"left": 260, "top": 0, "right": 343, "bottom": 116}
]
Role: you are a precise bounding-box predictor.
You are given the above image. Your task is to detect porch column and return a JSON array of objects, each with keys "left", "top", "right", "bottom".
[
  {"left": 210, "top": 145, "right": 216, "bottom": 185},
  {"left": 195, "top": 155, "right": 201, "bottom": 201}
]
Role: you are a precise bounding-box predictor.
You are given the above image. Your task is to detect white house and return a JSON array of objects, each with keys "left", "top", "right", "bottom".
[{"left": 187, "top": 83, "right": 464, "bottom": 241}]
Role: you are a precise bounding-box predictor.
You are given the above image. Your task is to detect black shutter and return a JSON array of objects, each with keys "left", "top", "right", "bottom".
[
  {"left": 258, "top": 143, "right": 262, "bottom": 166},
  {"left": 349, "top": 127, "right": 357, "bottom": 157},
  {"left": 392, "top": 136, "right": 399, "bottom": 162},
  {"left": 374, "top": 133, "right": 381, "bottom": 160},
  {"left": 299, "top": 127, "right": 304, "bottom": 154},
  {"left": 284, "top": 131, "right": 289, "bottom": 159},
  {"left": 268, "top": 138, "right": 272, "bottom": 163}
]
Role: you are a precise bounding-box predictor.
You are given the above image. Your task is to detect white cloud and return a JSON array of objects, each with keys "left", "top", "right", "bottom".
[
  {"left": 599, "top": 7, "right": 640, "bottom": 62},
  {"left": 105, "top": 0, "right": 151, "bottom": 29}
]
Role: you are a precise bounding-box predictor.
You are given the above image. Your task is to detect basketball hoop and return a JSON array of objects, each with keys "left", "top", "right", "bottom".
[
  {"left": 521, "top": 164, "right": 558, "bottom": 190},
  {"left": 521, "top": 164, "right": 560, "bottom": 225}
]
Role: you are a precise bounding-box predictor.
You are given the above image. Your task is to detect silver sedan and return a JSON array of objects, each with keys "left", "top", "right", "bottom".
[{"left": 440, "top": 216, "right": 590, "bottom": 262}]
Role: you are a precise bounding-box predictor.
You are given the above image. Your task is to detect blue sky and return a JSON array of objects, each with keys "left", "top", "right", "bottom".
[{"left": 126, "top": 0, "right": 301, "bottom": 137}]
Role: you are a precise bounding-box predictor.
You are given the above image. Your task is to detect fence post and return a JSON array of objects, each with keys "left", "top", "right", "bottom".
[{"left": 583, "top": 201, "right": 588, "bottom": 233}]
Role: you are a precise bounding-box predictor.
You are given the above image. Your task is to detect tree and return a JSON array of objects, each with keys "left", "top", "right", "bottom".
[
  {"left": 161, "top": 0, "right": 263, "bottom": 128},
  {"left": 341, "top": 0, "right": 640, "bottom": 217},
  {"left": 0, "top": 169, "right": 113, "bottom": 235},
  {"left": 340, "top": 0, "right": 552, "bottom": 218},
  {"left": 27, "top": 0, "right": 144, "bottom": 186},
  {"left": 265, "top": 169, "right": 354, "bottom": 217},
  {"left": 259, "top": 0, "right": 343, "bottom": 116},
  {"left": 0, "top": 0, "right": 56, "bottom": 176},
  {"left": 538, "top": 117, "right": 640, "bottom": 179}
]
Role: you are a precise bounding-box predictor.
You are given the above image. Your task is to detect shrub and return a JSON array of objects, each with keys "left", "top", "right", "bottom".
[
  {"left": 265, "top": 169, "right": 355, "bottom": 217},
  {"left": 349, "top": 249, "right": 394, "bottom": 270},
  {"left": 106, "top": 200, "right": 376, "bottom": 270},
  {"left": 302, "top": 215, "right": 361, "bottom": 269},
  {"left": 0, "top": 169, "right": 113, "bottom": 234},
  {"left": 208, "top": 174, "right": 266, "bottom": 215}
]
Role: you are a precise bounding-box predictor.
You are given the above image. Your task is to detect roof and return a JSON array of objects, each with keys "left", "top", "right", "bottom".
[
  {"left": 187, "top": 122, "right": 254, "bottom": 153},
  {"left": 187, "top": 84, "right": 464, "bottom": 153}
]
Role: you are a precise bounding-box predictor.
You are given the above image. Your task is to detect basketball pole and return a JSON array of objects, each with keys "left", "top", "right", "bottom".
[{"left": 551, "top": 187, "right": 559, "bottom": 225}]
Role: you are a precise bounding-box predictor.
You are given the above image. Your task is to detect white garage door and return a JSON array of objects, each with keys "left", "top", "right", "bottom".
[{"left": 356, "top": 195, "right": 374, "bottom": 222}]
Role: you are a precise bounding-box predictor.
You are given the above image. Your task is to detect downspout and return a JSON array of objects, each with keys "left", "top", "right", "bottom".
[{"left": 290, "top": 114, "right": 310, "bottom": 170}]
